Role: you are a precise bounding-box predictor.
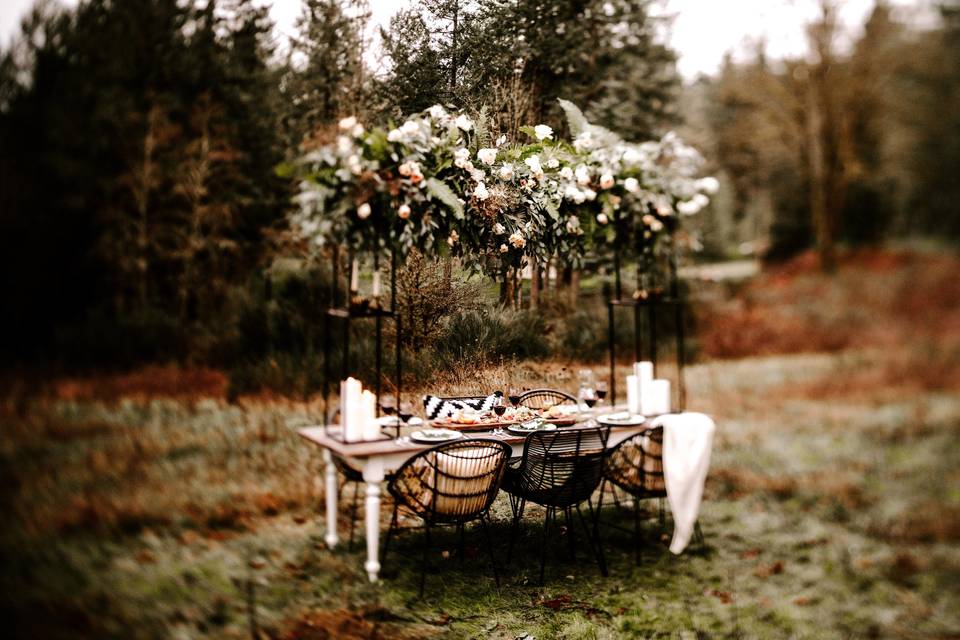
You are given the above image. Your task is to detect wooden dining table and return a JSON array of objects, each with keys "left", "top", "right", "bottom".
[{"left": 298, "top": 410, "right": 650, "bottom": 583}]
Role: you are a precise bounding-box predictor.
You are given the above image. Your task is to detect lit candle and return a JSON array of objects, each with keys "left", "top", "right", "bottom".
[
  {"left": 361, "top": 390, "right": 379, "bottom": 440},
  {"left": 372, "top": 270, "right": 381, "bottom": 298},
  {"left": 343, "top": 377, "right": 363, "bottom": 441},
  {"left": 633, "top": 361, "right": 654, "bottom": 387},
  {"left": 626, "top": 374, "right": 641, "bottom": 414},
  {"left": 641, "top": 379, "right": 671, "bottom": 416},
  {"left": 349, "top": 258, "right": 359, "bottom": 293}
]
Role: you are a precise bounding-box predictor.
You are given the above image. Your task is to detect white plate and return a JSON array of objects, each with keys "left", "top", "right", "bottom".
[
  {"left": 507, "top": 422, "right": 558, "bottom": 435},
  {"left": 596, "top": 412, "right": 646, "bottom": 427},
  {"left": 377, "top": 415, "right": 423, "bottom": 427},
  {"left": 410, "top": 428, "right": 463, "bottom": 444}
]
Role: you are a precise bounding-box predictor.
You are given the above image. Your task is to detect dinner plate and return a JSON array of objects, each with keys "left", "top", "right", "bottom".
[
  {"left": 596, "top": 412, "right": 646, "bottom": 427},
  {"left": 507, "top": 421, "right": 558, "bottom": 435},
  {"left": 376, "top": 415, "right": 423, "bottom": 427},
  {"left": 410, "top": 428, "right": 463, "bottom": 444}
]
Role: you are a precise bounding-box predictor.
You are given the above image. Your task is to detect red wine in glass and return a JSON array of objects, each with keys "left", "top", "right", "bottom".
[
  {"left": 493, "top": 404, "right": 507, "bottom": 417},
  {"left": 381, "top": 404, "right": 396, "bottom": 416},
  {"left": 584, "top": 397, "right": 598, "bottom": 408},
  {"left": 596, "top": 389, "right": 607, "bottom": 401}
]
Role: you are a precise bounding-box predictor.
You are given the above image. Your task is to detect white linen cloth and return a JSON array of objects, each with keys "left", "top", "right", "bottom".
[{"left": 652, "top": 412, "right": 716, "bottom": 554}]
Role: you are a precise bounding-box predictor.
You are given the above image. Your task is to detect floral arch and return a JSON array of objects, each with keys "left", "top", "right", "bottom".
[{"left": 287, "top": 99, "right": 718, "bottom": 298}]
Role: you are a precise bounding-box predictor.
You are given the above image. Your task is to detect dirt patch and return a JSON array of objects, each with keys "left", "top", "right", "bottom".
[{"left": 281, "top": 607, "right": 439, "bottom": 640}]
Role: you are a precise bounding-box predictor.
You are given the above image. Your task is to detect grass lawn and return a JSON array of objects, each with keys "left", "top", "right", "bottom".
[{"left": 3, "top": 346, "right": 959, "bottom": 639}]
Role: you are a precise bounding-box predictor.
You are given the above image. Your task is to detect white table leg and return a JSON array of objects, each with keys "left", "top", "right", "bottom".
[
  {"left": 362, "top": 460, "right": 386, "bottom": 582},
  {"left": 323, "top": 449, "right": 339, "bottom": 549}
]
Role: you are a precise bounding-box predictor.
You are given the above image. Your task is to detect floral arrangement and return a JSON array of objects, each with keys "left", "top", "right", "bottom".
[{"left": 287, "top": 100, "right": 718, "bottom": 281}]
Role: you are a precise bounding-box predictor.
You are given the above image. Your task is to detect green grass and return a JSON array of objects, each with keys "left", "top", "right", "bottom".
[{"left": 2, "top": 348, "right": 959, "bottom": 638}]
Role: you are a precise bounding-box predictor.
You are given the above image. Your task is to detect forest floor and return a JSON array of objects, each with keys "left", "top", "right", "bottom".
[{"left": 2, "top": 249, "right": 959, "bottom": 639}]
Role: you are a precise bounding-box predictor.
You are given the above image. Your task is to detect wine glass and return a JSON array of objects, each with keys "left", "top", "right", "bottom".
[
  {"left": 582, "top": 387, "right": 598, "bottom": 412},
  {"left": 492, "top": 394, "right": 507, "bottom": 419},
  {"left": 508, "top": 386, "right": 521, "bottom": 408},
  {"left": 398, "top": 401, "right": 415, "bottom": 425},
  {"left": 380, "top": 393, "right": 396, "bottom": 418},
  {"left": 596, "top": 381, "right": 608, "bottom": 407}
]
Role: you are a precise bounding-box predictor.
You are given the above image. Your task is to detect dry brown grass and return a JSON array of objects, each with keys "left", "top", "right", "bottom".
[{"left": 696, "top": 248, "right": 960, "bottom": 360}]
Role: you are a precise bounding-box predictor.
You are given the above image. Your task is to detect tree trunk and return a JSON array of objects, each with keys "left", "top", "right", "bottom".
[
  {"left": 529, "top": 257, "right": 540, "bottom": 310},
  {"left": 569, "top": 269, "right": 580, "bottom": 307}
]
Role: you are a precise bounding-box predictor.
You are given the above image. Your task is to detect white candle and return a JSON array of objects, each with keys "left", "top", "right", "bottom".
[
  {"left": 343, "top": 377, "right": 363, "bottom": 441},
  {"left": 641, "top": 379, "right": 671, "bottom": 416},
  {"left": 349, "top": 258, "right": 359, "bottom": 293},
  {"left": 372, "top": 270, "right": 381, "bottom": 298},
  {"left": 626, "top": 374, "right": 641, "bottom": 414},
  {"left": 633, "top": 361, "right": 654, "bottom": 387},
  {"left": 361, "top": 390, "right": 380, "bottom": 440}
]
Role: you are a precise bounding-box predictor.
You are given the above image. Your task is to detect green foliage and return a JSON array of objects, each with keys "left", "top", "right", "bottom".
[{"left": 436, "top": 309, "right": 550, "bottom": 363}]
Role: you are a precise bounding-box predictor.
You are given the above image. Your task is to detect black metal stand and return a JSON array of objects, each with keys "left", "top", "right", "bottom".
[
  {"left": 322, "top": 247, "right": 403, "bottom": 437},
  {"left": 605, "top": 243, "right": 687, "bottom": 412}
]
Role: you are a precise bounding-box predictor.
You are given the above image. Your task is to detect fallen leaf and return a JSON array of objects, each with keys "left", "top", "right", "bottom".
[{"left": 753, "top": 560, "right": 784, "bottom": 578}]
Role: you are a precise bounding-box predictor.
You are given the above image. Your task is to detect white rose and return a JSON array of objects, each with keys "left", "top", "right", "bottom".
[
  {"left": 428, "top": 104, "right": 447, "bottom": 119},
  {"left": 477, "top": 148, "right": 498, "bottom": 165},
  {"left": 357, "top": 203, "right": 372, "bottom": 219},
  {"left": 583, "top": 188, "right": 597, "bottom": 201},
  {"left": 596, "top": 213, "right": 609, "bottom": 225},
  {"left": 387, "top": 128, "right": 402, "bottom": 142},
  {"left": 474, "top": 182, "right": 489, "bottom": 200},
  {"left": 499, "top": 243, "right": 509, "bottom": 253},
  {"left": 493, "top": 222, "right": 506, "bottom": 235},
  {"left": 600, "top": 174, "right": 615, "bottom": 190},
  {"left": 677, "top": 200, "right": 701, "bottom": 215},
  {"left": 398, "top": 162, "right": 412, "bottom": 176},
  {"left": 624, "top": 177, "right": 640, "bottom": 193},
  {"left": 564, "top": 185, "right": 584, "bottom": 204},
  {"left": 455, "top": 114, "right": 473, "bottom": 131},
  {"left": 499, "top": 163, "right": 514, "bottom": 180},
  {"left": 338, "top": 116, "right": 357, "bottom": 131},
  {"left": 534, "top": 124, "right": 553, "bottom": 141},
  {"left": 471, "top": 168, "right": 486, "bottom": 182},
  {"left": 559, "top": 166, "right": 574, "bottom": 180},
  {"left": 546, "top": 157, "right": 560, "bottom": 169},
  {"left": 496, "top": 134, "right": 507, "bottom": 147},
  {"left": 575, "top": 164, "right": 591, "bottom": 186},
  {"left": 454, "top": 147, "right": 470, "bottom": 168},
  {"left": 692, "top": 193, "right": 710, "bottom": 208},
  {"left": 401, "top": 120, "right": 420, "bottom": 137},
  {"left": 398, "top": 204, "right": 411, "bottom": 220},
  {"left": 337, "top": 135, "right": 352, "bottom": 154},
  {"left": 524, "top": 155, "right": 543, "bottom": 176},
  {"left": 351, "top": 123, "right": 365, "bottom": 137}
]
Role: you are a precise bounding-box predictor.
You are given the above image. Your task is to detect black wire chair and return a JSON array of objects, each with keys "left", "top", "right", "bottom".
[
  {"left": 600, "top": 427, "right": 703, "bottom": 564},
  {"left": 382, "top": 438, "right": 511, "bottom": 597},
  {"left": 516, "top": 388, "right": 578, "bottom": 410},
  {"left": 502, "top": 425, "right": 611, "bottom": 584}
]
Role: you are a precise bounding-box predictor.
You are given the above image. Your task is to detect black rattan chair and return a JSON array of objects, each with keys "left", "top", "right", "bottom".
[
  {"left": 502, "top": 425, "right": 611, "bottom": 584},
  {"left": 516, "top": 388, "right": 577, "bottom": 410},
  {"left": 382, "top": 438, "right": 511, "bottom": 597},
  {"left": 601, "top": 427, "right": 703, "bottom": 563}
]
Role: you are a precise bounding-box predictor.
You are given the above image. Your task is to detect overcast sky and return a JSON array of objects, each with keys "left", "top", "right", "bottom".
[{"left": 0, "top": 0, "right": 934, "bottom": 79}]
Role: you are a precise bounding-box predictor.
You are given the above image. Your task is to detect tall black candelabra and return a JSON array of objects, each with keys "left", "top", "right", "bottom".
[
  {"left": 322, "top": 245, "right": 402, "bottom": 438},
  {"left": 605, "top": 230, "right": 687, "bottom": 412}
]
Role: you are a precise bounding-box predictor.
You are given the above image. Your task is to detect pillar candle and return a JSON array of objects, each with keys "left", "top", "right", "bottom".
[
  {"left": 633, "top": 361, "right": 654, "bottom": 387},
  {"left": 361, "top": 390, "right": 380, "bottom": 440},
  {"left": 343, "top": 377, "right": 363, "bottom": 442},
  {"left": 641, "top": 379, "right": 671, "bottom": 416},
  {"left": 626, "top": 374, "right": 641, "bottom": 414},
  {"left": 349, "top": 258, "right": 359, "bottom": 293},
  {"left": 372, "top": 270, "right": 381, "bottom": 298}
]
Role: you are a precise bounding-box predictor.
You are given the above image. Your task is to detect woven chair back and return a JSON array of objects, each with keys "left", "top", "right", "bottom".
[
  {"left": 515, "top": 425, "right": 610, "bottom": 508},
  {"left": 389, "top": 438, "right": 510, "bottom": 524},
  {"left": 517, "top": 388, "right": 578, "bottom": 410},
  {"left": 605, "top": 427, "right": 666, "bottom": 496}
]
